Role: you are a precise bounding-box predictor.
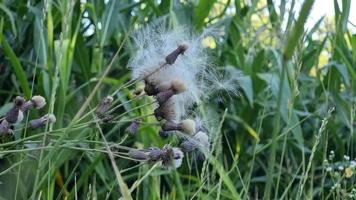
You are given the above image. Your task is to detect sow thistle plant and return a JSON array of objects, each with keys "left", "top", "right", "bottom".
[{"left": 0, "top": 22, "right": 238, "bottom": 172}]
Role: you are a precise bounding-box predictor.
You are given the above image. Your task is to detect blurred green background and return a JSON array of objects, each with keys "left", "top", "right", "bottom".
[{"left": 0, "top": 0, "right": 355, "bottom": 199}]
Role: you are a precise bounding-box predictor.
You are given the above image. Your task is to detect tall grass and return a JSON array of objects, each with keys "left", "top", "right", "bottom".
[{"left": 0, "top": 0, "right": 355, "bottom": 199}]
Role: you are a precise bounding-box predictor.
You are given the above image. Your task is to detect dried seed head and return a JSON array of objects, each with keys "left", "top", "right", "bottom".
[
  {"left": 144, "top": 80, "right": 159, "bottom": 96},
  {"left": 126, "top": 120, "right": 140, "bottom": 135},
  {"left": 148, "top": 147, "right": 163, "bottom": 162},
  {"left": 155, "top": 90, "right": 174, "bottom": 105},
  {"left": 96, "top": 96, "right": 114, "bottom": 118},
  {"left": 162, "top": 119, "right": 196, "bottom": 135},
  {"left": 162, "top": 121, "right": 180, "bottom": 132},
  {"left": 194, "top": 131, "right": 210, "bottom": 149},
  {"left": 28, "top": 114, "right": 56, "bottom": 129},
  {"left": 171, "top": 147, "right": 184, "bottom": 168},
  {"left": 14, "top": 96, "right": 26, "bottom": 107},
  {"left": 131, "top": 146, "right": 184, "bottom": 169},
  {"left": 180, "top": 119, "right": 196, "bottom": 135},
  {"left": 154, "top": 100, "right": 177, "bottom": 121},
  {"left": 165, "top": 43, "right": 189, "bottom": 65},
  {"left": 31, "top": 95, "right": 46, "bottom": 109}
]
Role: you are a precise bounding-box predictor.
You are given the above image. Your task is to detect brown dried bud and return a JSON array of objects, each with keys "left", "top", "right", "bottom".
[
  {"left": 165, "top": 43, "right": 189, "bottom": 64},
  {"left": 5, "top": 96, "right": 26, "bottom": 124},
  {"left": 154, "top": 101, "right": 177, "bottom": 121},
  {"left": 126, "top": 120, "right": 141, "bottom": 135},
  {"left": 144, "top": 80, "right": 159, "bottom": 96},
  {"left": 96, "top": 96, "right": 114, "bottom": 118},
  {"left": 156, "top": 90, "right": 175, "bottom": 105},
  {"left": 162, "top": 119, "right": 196, "bottom": 135},
  {"left": 28, "top": 114, "right": 56, "bottom": 129},
  {"left": 0, "top": 119, "right": 12, "bottom": 136},
  {"left": 21, "top": 95, "right": 46, "bottom": 112},
  {"left": 128, "top": 149, "right": 149, "bottom": 161}
]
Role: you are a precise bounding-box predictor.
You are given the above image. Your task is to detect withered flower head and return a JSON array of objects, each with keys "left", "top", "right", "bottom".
[
  {"left": 96, "top": 96, "right": 114, "bottom": 119},
  {"left": 28, "top": 114, "right": 56, "bottom": 129}
]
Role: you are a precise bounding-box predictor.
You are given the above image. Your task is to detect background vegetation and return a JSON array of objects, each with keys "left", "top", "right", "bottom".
[{"left": 0, "top": 0, "right": 355, "bottom": 199}]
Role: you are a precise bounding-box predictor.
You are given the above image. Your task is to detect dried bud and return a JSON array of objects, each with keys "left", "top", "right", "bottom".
[
  {"left": 128, "top": 149, "right": 149, "bottom": 161},
  {"left": 126, "top": 120, "right": 141, "bottom": 135},
  {"left": 144, "top": 80, "right": 159, "bottom": 96},
  {"left": 0, "top": 119, "right": 12, "bottom": 136},
  {"left": 130, "top": 146, "right": 184, "bottom": 169},
  {"left": 165, "top": 43, "right": 189, "bottom": 64},
  {"left": 21, "top": 95, "right": 46, "bottom": 112},
  {"left": 28, "top": 114, "right": 56, "bottom": 129},
  {"left": 96, "top": 96, "right": 114, "bottom": 118},
  {"left": 148, "top": 147, "right": 162, "bottom": 162},
  {"left": 154, "top": 101, "right": 177, "bottom": 121},
  {"left": 162, "top": 119, "right": 196, "bottom": 135},
  {"left": 156, "top": 90, "right": 175, "bottom": 105},
  {"left": 5, "top": 96, "right": 25, "bottom": 124},
  {"left": 5, "top": 108, "right": 24, "bottom": 124},
  {"left": 155, "top": 79, "right": 187, "bottom": 105},
  {"left": 159, "top": 146, "right": 184, "bottom": 169},
  {"left": 162, "top": 121, "right": 180, "bottom": 132}
]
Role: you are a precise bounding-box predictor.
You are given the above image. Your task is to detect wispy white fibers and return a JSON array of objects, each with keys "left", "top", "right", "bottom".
[
  {"left": 128, "top": 20, "right": 242, "bottom": 166},
  {"left": 128, "top": 19, "right": 214, "bottom": 121}
]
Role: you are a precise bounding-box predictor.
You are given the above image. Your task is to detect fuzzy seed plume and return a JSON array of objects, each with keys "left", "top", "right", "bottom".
[
  {"left": 171, "top": 79, "right": 187, "bottom": 94},
  {"left": 31, "top": 95, "right": 46, "bottom": 109},
  {"left": 180, "top": 119, "right": 196, "bottom": 135},
  {"left": 194, "top": 131, "right": 210, "bottom": 149},
  {"left": 17, "top": 110, "right": 24, "bottom": 123},
  {"left": 129, "top": 20, "right": 217, "bottom": 120},
  {"left": 46, "top": 114, "right": 56, "bottom": 123},
  {"left": 172, "top": 147, "right": 184, "bottom": 168}
]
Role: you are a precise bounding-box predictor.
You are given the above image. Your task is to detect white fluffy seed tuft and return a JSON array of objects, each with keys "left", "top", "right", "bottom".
[
  {"left": 128, "top": 20, "right": 216, "bottom": 120},
  {"left": 194, "top": 131, "right": 210, "bottom": 149},
  {"left": 171, "top": 79, "right": 187, "bottom": 94},
  {"left": 172, "top": 148, "right": 184, "bottom": 168},
  {"left": 31, "top": 96, "right": 46, "bottom": 109},
  {"left": 46, "top": 114, "right": 57, "bottom": 123},
  {"left": 16, "top": 110, "right": 24, "bottom": 123},
  {"left": 180, "top": 119, "right": 196, "bottom": 135}
]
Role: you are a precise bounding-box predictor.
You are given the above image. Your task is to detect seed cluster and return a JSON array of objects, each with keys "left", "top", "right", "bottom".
[
  {"left": 0, "top": 95, "right": 55, "bottom": 137},
  {"left": 125, "top": 42, "right": 211, "bottom": 169}
]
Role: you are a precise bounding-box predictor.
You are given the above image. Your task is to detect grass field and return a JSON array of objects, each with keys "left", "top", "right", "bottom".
[{"left": 0, "top": 0, "right": 355, "bottom": 199}]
